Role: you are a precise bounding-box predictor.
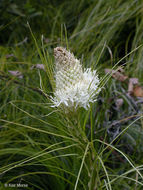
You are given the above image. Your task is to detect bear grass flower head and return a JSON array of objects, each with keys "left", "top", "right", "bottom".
[{"left": 51, "top": 47, "right": 100, "bottom": 110}]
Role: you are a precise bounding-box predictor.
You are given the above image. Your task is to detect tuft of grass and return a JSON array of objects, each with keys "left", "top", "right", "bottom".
[{"left": 0, "top": 0, "right": 143, "bottom": 189}]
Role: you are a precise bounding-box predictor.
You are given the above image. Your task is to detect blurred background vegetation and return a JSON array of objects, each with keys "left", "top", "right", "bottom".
[
  {"left": 1, "top": 0, "right": 143, "bottom": 74},
  {"left": 0, "top": 0, "right": 143, "bottom": 189}
]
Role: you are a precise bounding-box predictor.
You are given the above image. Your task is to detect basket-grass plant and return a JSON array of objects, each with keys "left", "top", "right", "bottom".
[
  {"left": 0, "top": 0, "right": 143, "bottom": 189},
  {"left": 0, "top": 37, "right": 143, "bottom": 189}
]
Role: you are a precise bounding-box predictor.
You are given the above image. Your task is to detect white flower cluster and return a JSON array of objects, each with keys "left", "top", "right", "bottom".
[{"left": 51, "top": 47, "right": 100, "bottom": 110}]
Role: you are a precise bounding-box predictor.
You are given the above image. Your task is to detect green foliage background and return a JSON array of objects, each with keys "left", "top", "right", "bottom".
[{"left": 0, "top": 0, "right": 143, "bottom": 189}]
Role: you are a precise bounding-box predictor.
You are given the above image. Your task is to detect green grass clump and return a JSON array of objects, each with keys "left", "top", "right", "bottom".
[{"left": 0, "top": 0, "right": 143, "bottom": 189}]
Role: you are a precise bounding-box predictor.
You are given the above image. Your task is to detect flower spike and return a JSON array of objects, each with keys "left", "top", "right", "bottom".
[{"left": 51, "top": 47, "right": 100, "bottom": 110}]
